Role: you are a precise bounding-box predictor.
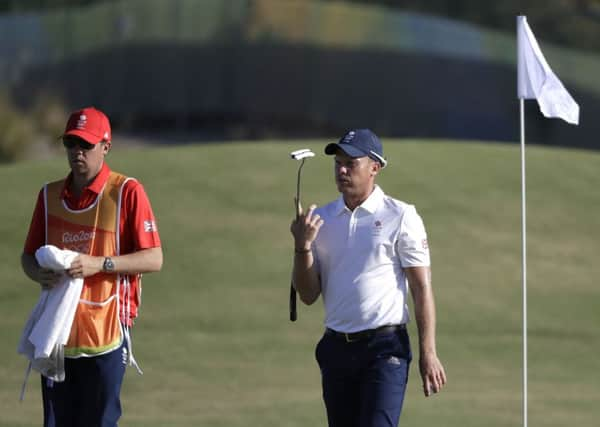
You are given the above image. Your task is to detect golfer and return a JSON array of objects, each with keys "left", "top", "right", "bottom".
[
  {"left": 290, "top": 129, "right": 446, "bottom": 427},
  {"left": 21, "top": 106, "right": 163, "bottom": 427}
]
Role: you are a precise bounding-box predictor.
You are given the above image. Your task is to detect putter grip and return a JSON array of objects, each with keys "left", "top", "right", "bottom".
[{"left": 289, "top": 284, "right": 297, "bottom": 322}]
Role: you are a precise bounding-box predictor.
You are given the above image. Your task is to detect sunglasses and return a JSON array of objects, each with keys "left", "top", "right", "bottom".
[{"left": 62, "top": 138, "right": 96, "bottom": 150}]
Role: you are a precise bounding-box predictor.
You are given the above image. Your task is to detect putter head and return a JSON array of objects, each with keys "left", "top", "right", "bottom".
[{"left": 290, "top": 149, "right": 315, "bottom": 160}]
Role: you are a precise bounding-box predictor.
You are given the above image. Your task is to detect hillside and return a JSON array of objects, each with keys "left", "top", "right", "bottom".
[{"left": 1, "top": 139, "right": 599, "bottom": 426}]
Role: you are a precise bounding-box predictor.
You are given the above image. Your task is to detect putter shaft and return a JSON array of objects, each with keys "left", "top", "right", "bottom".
[{"left": 290, "top": 149, "right": 313, "bottom": 323}]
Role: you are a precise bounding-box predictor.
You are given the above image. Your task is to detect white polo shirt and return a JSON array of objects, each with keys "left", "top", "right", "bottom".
[{"left": 312, "top": 185, "right": 430, "bottom": 333}]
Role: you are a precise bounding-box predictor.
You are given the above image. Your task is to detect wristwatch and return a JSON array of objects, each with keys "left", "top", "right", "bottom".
[{"left": 102, "top": 257, "right": 115, "bottom": 272}]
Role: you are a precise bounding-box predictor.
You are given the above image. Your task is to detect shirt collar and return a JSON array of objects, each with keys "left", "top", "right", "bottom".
[
  {"left": 360, "top": 185, "right": 384, "bottom": 214},
  {"left": 334, "top": 185, "right": 384, "bottom": 216},
  {"left": 61, "top": 162, "right": 111, "bottom": 199},
  {"left": 333, "top": 196, "right": 347, "bottom": 216}
]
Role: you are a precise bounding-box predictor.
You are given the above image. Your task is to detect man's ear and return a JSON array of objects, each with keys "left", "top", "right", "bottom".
[
  {"left": 103, "top": 141, "right": 112, "bottom": 154},
  {"left": 370, "top": 160, "right": 380, "bottom": 176}
]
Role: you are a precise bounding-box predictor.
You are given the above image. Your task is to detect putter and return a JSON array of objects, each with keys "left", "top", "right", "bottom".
[{"left": 289, "top": 148, "right": 315, "bottom": 321}]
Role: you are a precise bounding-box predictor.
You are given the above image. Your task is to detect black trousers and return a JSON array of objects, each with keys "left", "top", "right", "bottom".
[
  {"left": 315, "top": 327, "right": 412, "bottom": 427},
  {"left": 41, "top": 341, "right": 127, "bottom": 427}
]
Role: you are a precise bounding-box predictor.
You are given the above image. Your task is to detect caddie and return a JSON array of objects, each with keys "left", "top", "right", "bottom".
[{"left": 21, "top": 106, "right": 163, "bottom": 427}]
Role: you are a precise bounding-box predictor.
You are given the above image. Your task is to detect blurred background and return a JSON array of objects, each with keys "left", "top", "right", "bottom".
[
  {"left": 2, "top": 0, "right": 600, "bottom": 163},
  {"left": 3, "top": 2, "right": 600, "bottom": 427}
]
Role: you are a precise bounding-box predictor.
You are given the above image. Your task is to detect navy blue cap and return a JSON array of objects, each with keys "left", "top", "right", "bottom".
[{"left": 325, "top": 129, "right": 387, "bottom": 168}]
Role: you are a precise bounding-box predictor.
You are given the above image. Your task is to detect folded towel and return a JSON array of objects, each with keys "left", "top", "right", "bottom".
[
  {"left": 18, "top": 245, "right": 83, "bottom": 383},
  {"left": 35, "top": 244, "right": 79, "bottom": 273}
]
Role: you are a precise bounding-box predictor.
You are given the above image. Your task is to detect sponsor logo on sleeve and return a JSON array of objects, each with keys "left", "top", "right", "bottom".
[{"left": 144, "top": 220, "right": 157, "bottom": 232}]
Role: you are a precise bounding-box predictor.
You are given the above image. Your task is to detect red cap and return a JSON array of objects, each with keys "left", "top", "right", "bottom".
[{"left": 62, "top": 107, "right": 111, "bottom": 144}]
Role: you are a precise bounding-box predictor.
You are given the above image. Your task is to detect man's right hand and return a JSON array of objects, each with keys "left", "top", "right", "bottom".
[
  {"left": 290, "top": 201, "right": 323, "bottom": 305},
  {"left": 290, "top": 201, "right": 324, "bottom": 251},
  {"left": 21, "top": 252, "right": 62, "bottom": 290},
  {"left": 36, "top": 268, "right": 63, "bottom": 290}
]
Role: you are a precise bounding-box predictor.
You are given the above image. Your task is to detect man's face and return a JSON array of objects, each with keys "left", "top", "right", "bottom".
[
  {"left": 63, "top": 136, "right": 109, "bottom": 179},
  {"left": 334, "top": 150, "right": 379, "bottom": 197}
]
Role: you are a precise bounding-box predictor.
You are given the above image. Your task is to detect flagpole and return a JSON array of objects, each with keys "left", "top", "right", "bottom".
[
  {"left": 519, "top": 97, "right": 528, "bottom": 427},
  {"left": 517, "top": 14, "right": 579, "bottom": 427}
]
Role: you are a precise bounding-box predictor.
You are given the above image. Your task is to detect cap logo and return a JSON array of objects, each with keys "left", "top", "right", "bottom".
[
  {"left": 103, "top": 131, "right": 109, "bottom": 140},
  {"left": 76, "top": 114, "right": 87, "bottom": 129},
  {"left": 342, "top": 131, "right": 355, "bottom": 143}
]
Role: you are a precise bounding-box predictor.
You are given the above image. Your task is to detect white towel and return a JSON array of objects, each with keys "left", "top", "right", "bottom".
[{"left": 17, "top": 245, "right": 83, "bottom": 383}]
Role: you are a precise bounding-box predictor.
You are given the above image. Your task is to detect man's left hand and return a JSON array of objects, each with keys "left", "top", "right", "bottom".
[
  {"left": 419, "top": 352, "right": 447, "bottom": 397},
  {"left": 66, "top": 255, "right": 103, "bottom": 279}
]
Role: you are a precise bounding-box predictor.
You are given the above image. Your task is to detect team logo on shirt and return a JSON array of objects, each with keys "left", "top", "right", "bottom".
[
  {"left": 422, "top": 239, "right": 429, "bottom": 249},
  {"left": 62, "top": 230, "right": 95, "bottom": 253},
  {"left": 372, "top": 219, "right": 383, "bottom": 236},
  {"left": 144, "top": 220, "right": 157, "bottom": 232}
]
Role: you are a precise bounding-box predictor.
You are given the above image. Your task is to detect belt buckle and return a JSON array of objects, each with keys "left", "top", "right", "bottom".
[{"left": 344, "top": 333, "right": 358, "bottom": 343}]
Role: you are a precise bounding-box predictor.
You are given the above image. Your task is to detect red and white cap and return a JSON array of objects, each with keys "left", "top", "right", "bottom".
[{"left": 62, "top": 107, "right": 111, "bottom": 144}]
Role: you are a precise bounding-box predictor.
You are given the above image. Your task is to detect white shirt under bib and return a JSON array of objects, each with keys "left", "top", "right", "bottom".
[{"left": 313, "top": 185, "right": 430, "bottom": 333}]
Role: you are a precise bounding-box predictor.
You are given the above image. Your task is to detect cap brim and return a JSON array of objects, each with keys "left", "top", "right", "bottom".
[
  {"left": 62, "top": 129, "right": 103, "bottom": 144},
  {"left": 324, "top": 143, "right": 367, "bottom": 158}
]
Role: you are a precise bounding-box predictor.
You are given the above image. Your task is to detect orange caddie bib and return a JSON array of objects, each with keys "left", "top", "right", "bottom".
[{"left": 44, "top": 172, "right": 131, "bottom": 358}]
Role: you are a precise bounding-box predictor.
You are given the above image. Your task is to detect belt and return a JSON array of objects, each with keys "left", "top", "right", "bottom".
[{"left": 325, "top": 324, "right": 405, "bottom": 343}]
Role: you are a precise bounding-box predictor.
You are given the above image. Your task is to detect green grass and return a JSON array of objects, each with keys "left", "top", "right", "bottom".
[{"left": 1, "top": 139, "right": 599, "bottom": 427}]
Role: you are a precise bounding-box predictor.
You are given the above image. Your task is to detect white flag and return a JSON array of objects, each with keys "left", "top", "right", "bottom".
[{"left": 517, "top": 16, "right": 579, "bottom": 125}]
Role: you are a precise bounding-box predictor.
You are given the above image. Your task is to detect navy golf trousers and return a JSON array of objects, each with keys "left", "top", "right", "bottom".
[
  {"left": 315, "top": 326, "right": 412, "bottom": 427},
  {"left": 41, "top": 341, "right": 127, "bottom": 427}
]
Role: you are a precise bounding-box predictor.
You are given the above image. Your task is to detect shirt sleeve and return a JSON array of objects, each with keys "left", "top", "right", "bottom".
[
  {"left": 23, "top": 189, "right": 46, "bottom": 255},
  {"left": 121, "top": 180, "right": 161, "bottom": 251},
  {"left": 397, "top": 206, "right": 430, "bottom": 267}
]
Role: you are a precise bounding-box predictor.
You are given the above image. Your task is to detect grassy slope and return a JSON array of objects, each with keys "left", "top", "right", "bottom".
[{"left": 0, "top": 139, "right": 598, "bottom": 427}]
